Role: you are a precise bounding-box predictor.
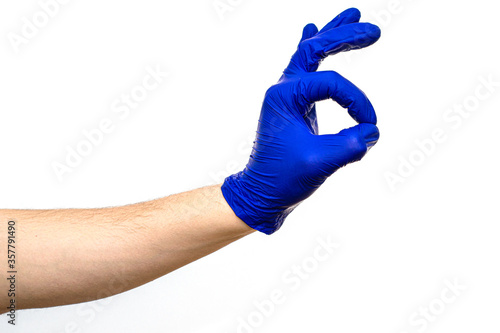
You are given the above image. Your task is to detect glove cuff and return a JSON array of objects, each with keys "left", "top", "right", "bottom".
[{"left": 221, "top": 172, "right": 293, "bottom": 235}]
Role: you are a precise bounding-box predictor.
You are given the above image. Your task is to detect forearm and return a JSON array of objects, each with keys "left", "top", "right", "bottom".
[{"left": 0, "top": 184, "right": 253, "bottom": 312}]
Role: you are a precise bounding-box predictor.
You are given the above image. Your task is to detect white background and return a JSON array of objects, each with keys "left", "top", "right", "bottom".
[{"left": 0, "top": 0, "right": 499, "bottom": 332}]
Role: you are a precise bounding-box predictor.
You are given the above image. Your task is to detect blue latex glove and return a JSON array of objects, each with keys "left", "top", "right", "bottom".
[{"left": 221, "top": 8, "right": 381, "bottom": 234}]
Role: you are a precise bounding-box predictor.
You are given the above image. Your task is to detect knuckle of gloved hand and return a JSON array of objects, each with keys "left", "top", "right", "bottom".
[
  {"left": 264, "top": 84, "right": 280, "bottom": 99},
  {"left": 299, "top": 39, "right": 318, "bottom": 62},
  {"left": 299, "top": 38, "right": 313, "bottom": 53},
  {"left": 322, "top": 70, "right": 340, "bottom": 83},
  {"left": 296, "top": 78, "right": 310, "bottom": 105}
]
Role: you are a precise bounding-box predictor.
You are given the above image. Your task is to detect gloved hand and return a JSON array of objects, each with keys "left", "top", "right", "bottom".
[{"left": 221, "top": 8, "right": 381, "bottom": 234}]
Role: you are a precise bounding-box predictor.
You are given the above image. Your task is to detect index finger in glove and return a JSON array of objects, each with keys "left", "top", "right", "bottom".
[{"left": 298, "top": 71, "right": 377, "bottom": 124}]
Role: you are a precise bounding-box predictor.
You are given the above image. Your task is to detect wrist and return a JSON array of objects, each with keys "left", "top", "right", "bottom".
[{"left": 221, "top": 172, "right": 294, "bottom": 235}]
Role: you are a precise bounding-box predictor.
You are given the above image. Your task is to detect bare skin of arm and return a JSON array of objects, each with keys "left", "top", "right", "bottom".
[{"left": 0, "top": 184, "right": 254, "bottom": 313}]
